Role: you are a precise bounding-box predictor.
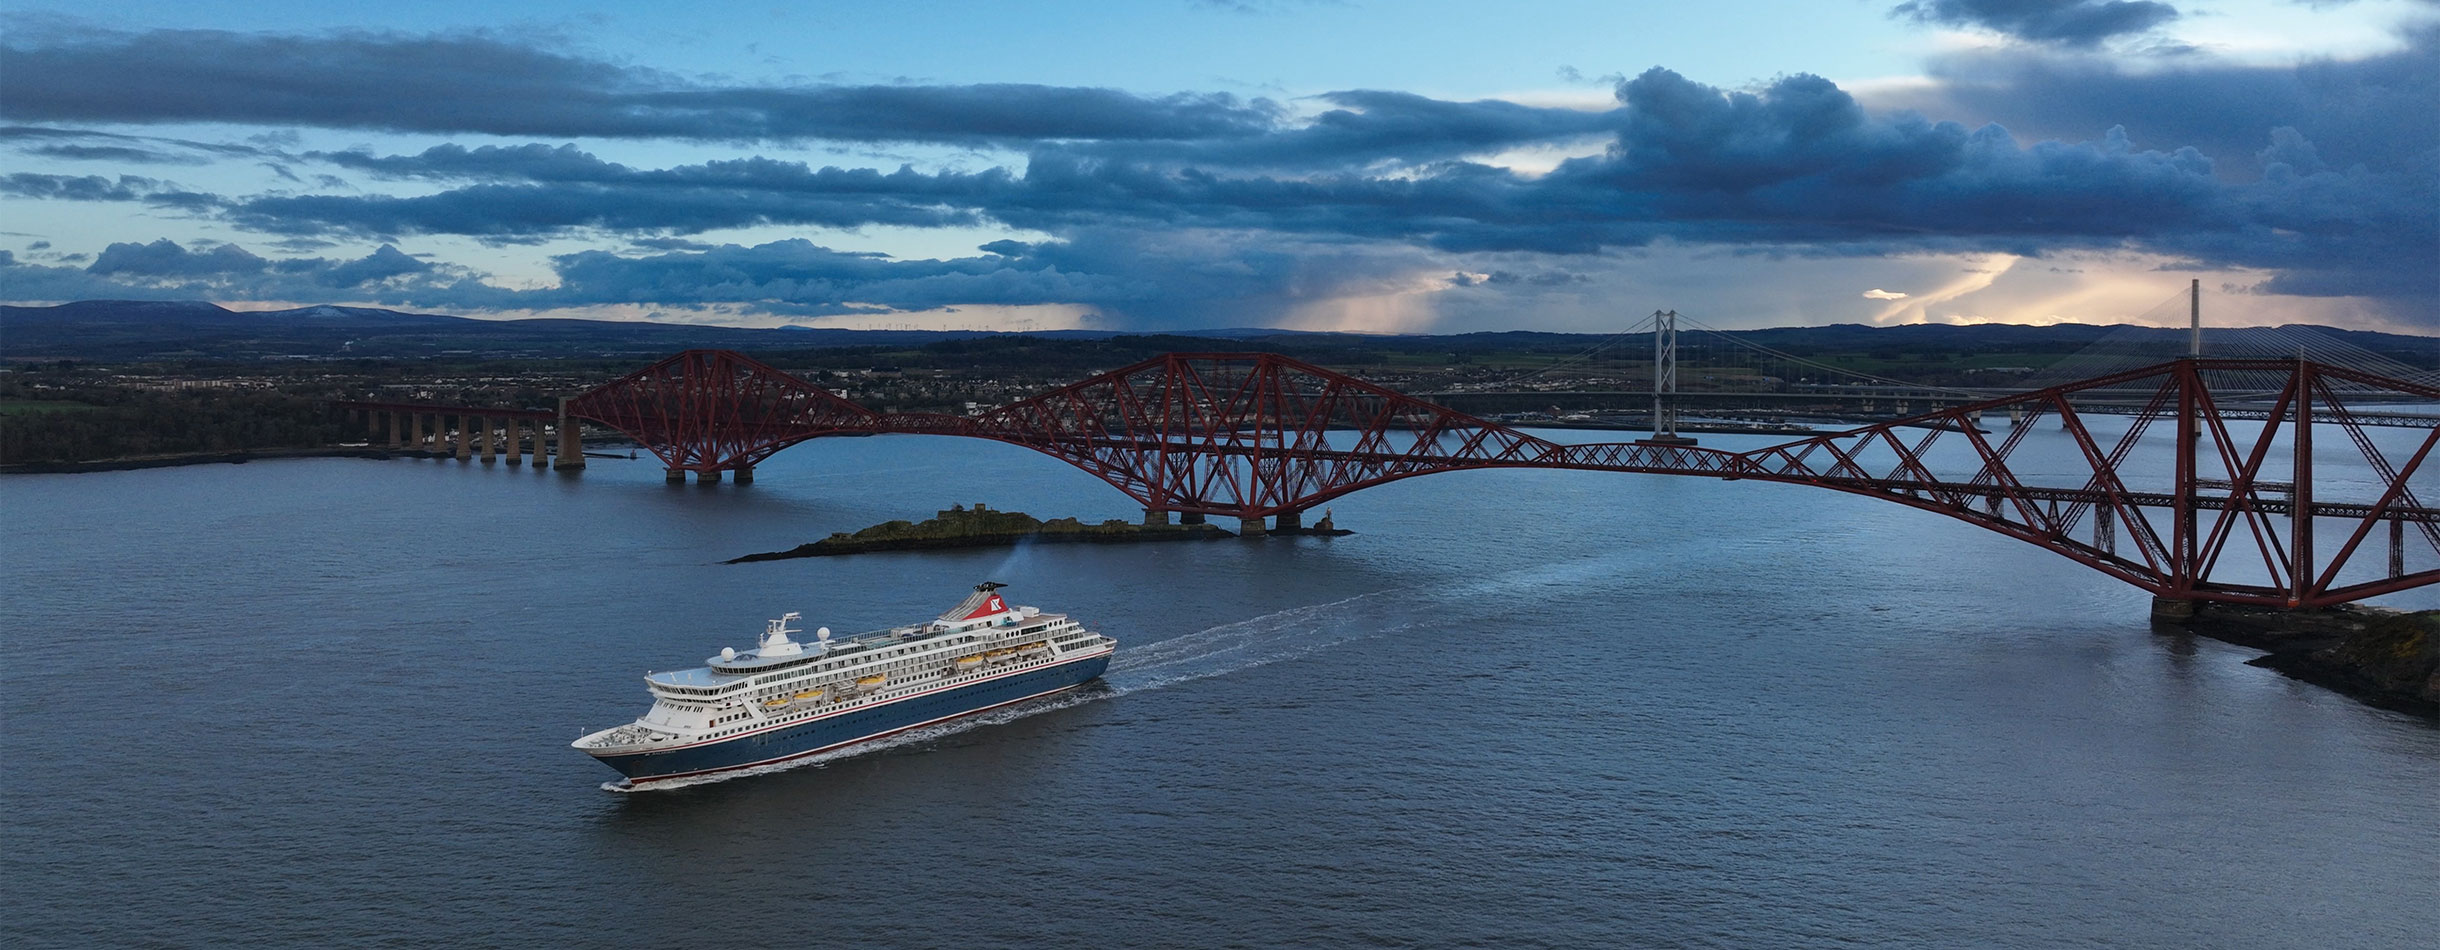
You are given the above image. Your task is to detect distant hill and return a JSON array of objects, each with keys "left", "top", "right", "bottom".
[
  {"left": 2, "top": 299, "right": 2431, "bottom": 367},
  {"left": 0, "top": 300, "right": 1362, "bottom": 361},
  {"left": 0, "top": 300, "right": 1058, "bottom": 360}
]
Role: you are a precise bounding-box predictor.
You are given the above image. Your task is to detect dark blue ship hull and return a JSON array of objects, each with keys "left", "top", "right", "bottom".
[{"left": 592, "top": 651, "right": 1111, "bottom": 784}]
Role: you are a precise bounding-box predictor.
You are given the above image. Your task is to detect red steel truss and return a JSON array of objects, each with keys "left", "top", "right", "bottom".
[
  {"left": 565, "top": 349, "right": 879, "bottom": 472},
  {"left": 1726, "top": 358, "right": 2440, "bottom": 607},
  {"left": 567, "top": 350, "right": 2439, "bottom": 607}
]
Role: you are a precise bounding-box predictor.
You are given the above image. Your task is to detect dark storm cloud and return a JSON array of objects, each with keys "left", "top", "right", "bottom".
[
  {"left": 1900, "top": 24, "right": 2439, "bottom": 175},
  {"left": 538, "top": 239, "right": 1144, "bottom": 315},
  {"left": 0, "top": 238, "right": 473, "bottom": 303},
  {"left": 1891, "top": 0, "right": 2180, "bottom": 46},
  {"left": 24, "top": 144, "right": 198, "bottom": 164},
  {"left": 315, "top": 244, "right": 433, "bottom": 286},
  {"left": 476, "top": 229, "right": 1440, "bottom": 322},
  {"left": 935, "top": 69, "right": 2259, "bottom": 257},
  {"left": 1074, "top": 90, "right": 1624, "bottom": 167},
  {"left": 230, "top": 178, "right": 987, "bottom": 237},
  {"left": 0, "top": 26, "right": 1280, "bottom": 146},
  {"left": 4, "top": 19, "right": 2430, "bottom": 324},
  {"left": 1451, "top": 270, "right": 1592, "bottom": 287},
  {"left": 25, "top": 65, "right": 2430, "bottom": 318},
  {"left": 0, "top": 172, "right": 161, "bottom": 201},
  {"left": 309, "top": 143, "right": 1017, "bottom": 202},
  {"left": 0, "top": 124, "right": 273, "bottom": 159},
  {"left": 1557, "top": 69, "right": 2233, "bottom": 242},
  {"left": 1, "top": 26, "right": 1611, "bottom": 167},
  {"left": 0, "top": 172, "right": 222, "bottom": 211},
  {"left": 236, "top": 145, "right": 1022, "bottom": 237},
  {"left": 88, "top": 237, "right": 269, "bottom": 276}
]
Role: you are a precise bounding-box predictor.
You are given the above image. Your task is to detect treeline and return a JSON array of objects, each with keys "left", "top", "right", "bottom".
[{"left": 0, "top": 375, "right": 348, "bottom": 464}]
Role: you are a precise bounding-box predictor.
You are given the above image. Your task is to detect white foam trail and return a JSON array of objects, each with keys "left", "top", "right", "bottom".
[{"left": 1103, "top": 589, "right": 1410, "bottom": 694}]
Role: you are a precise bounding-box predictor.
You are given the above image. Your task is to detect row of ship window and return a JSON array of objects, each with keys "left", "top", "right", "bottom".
[
  {"left": 686, "top": 643, "right": 1098, "bottom": 736},
  {"left": 688, "top": 634, "right": 1096, "bottom": 708},
  {"left": 745, "top": 635, "right": 998, "bottom": 687},
  {"left": 679, "top": 624, "right": 1073, "bottom": 695}
]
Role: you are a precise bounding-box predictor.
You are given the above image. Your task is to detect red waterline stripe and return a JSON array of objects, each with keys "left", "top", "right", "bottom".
[{"left": 623, "top": 678, "right": 1096, "bottom": 785}]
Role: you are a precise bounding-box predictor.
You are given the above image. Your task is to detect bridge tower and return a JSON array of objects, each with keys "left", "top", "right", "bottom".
[
  {"left": 1643, "top": 309, "right": 1697, "bottom": 446},
  {"left": 2157, "top": 278, "right": 2214, "bottom": 620}
]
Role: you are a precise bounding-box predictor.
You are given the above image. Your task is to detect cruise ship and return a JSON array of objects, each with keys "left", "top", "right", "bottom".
[{"left": 575, "top": 583, "right": 1115, "bottom": 786}]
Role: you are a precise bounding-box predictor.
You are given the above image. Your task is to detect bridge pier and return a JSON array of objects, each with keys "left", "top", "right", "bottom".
[
  {"left": 734, "top": 467, "right": 753, "bottom": 485},
  {"left": 1275, "top": 509, "right": 1302, "bottom": 533},
  {"left": 2150, "top": 597, "right": 2196, "bottom": 622},
  {"left": 1238, "top": 516, "right": 1267, "bottom": 538},
  {"left": 503, "top": 419, "right": 523, "bottom": 465},
  {"left": 553, "top": 398, "right": 585, "bottom": 471},
  {"left": 1180, "top": 512, "right": 1205, "bottom": 525},
  {"left": 454, "top": 416, "right": 473, "bottom": 462},
  {"left": 698, "top": 469, "right": 723, "bottom": 483},
  {"left": 409, "top": 413, "right": 426, "bottom": 455},
  {"left": 666, "top": 468, "right": 686, "bottom": 484},
  {"left": 479, "top": 416, "right": 496, "bottom": 463},
  {"left": 387, "top": 411, "right": 402, "bottom": 449},
  {"left": 1143, "top": 508, "right": 1170, "bottom": 526}
]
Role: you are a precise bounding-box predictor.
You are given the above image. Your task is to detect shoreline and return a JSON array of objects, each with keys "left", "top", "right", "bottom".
[
  {"left": 729, "top": 503, "right": 1241, "bottom": 562},
  {"left": 729, "top": 523, "right": 1236, "bottom": 562},
  {"left": 0, "top": 444, "right": 635, "bottom": 474},
  {"left": 2171, "top": 603, "right": 2438, "bottom": 717},
  {"left": 0, "top": 446, "right": 419, "bottom": 474}
]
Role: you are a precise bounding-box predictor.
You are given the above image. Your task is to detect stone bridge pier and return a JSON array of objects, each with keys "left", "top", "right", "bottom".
[{"left": 343, "top": 404, "right": 582, "bottom": 471}]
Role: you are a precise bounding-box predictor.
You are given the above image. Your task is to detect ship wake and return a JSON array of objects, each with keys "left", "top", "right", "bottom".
[{"left": 608, "top": 557, "right": 1628, "bottom": 792}]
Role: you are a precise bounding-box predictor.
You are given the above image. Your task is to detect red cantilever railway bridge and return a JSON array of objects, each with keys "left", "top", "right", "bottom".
[{"left": 443, "top": 348, "right": 2440, "bottom": 610}]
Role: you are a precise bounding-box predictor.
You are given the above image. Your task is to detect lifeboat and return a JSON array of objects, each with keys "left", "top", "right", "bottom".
[
  {"left": 1017, "top": 641, "right": 1048, "bottom": 653},
  {"left": 761, "top": 697, "right": 790, "bottom": 709},
  {"left": 793, "top": 688, "right": 826, "bottom": 701},
  {"left": 953, "top": 655, "right": 985, "bottom": 669},
  {"left": 855, "top": 673, "right": 888, "bottom": 688}
]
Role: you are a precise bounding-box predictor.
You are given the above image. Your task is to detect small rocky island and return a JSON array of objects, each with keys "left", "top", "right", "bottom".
[
  {"left": 728, "top": 503, "right": 1235, "bottom": 562},
  {"left": 2178, "top": 604, "right": 2440, "bottom": 717}
]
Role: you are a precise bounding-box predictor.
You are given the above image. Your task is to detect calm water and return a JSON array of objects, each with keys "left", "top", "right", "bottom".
[{"left": 4, "top": 427, "right": 2436, "bottom": 949}]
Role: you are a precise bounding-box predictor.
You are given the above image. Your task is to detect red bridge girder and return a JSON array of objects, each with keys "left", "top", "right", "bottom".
[
  {"left": 564, "top": 349, "right": 879, "bottom": 472},
  {"left": 566, "top": 350, "right": 2440, "bottom": 608}
]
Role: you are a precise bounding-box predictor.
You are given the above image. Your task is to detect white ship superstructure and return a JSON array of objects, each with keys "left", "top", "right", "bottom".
[{"left": 575, "top": 582, "right": 1115, "bottom": 784}]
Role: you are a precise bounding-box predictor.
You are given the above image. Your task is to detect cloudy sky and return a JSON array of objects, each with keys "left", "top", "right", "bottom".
[{"left": 2, "top": 1, "right": 2433, "bottom": 333}]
